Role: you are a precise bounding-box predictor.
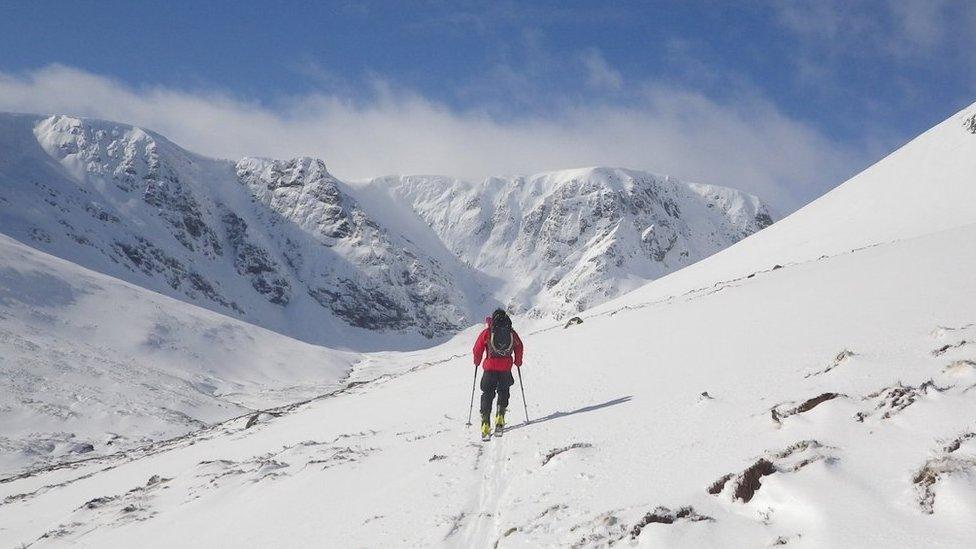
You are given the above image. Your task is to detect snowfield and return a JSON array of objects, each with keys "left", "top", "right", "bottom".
[
  {"left": 0, "top": 232, "right": 357, "bottom": 475},
  {"left": 0, "top": 102, "right": 975, "bottom": 547}
]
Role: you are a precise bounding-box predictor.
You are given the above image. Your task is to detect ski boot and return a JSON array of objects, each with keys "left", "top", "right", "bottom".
[
  {"left": 480, "top": 413, "right": 492, "bottom": 442},
  {"left": 494, "top": 408, "right": 506, "bottom": 437}
]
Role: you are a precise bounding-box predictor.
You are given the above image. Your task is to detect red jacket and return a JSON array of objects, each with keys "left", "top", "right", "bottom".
[{"left": 473, "top": 325, "right": 524, "bottom": 371}]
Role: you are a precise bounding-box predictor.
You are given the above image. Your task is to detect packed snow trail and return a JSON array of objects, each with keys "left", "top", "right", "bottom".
[{"left": 459, "top": 427, "right": 508, "bottom": 546}]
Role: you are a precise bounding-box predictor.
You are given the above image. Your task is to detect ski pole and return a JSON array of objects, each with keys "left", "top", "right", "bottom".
[
  {"left": 516, "top": 365, "right": 529, "bottom": 424},
  {"left": 466, "top": 363, "right": 478, "bottom": 426}
]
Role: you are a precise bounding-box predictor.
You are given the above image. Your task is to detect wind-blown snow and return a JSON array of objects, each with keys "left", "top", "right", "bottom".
[{"left": 1, "top": 102, "right": 975, "bottom": 547}]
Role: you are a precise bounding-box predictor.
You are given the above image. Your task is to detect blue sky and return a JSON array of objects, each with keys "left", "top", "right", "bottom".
[{"left": 2, "top": 1, "right": 975, "bottom": 211}]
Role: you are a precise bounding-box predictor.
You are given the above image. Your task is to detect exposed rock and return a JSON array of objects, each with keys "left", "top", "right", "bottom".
[
  {"left": 85, "top": 203, "right": 120, "bottom": 224},
  {"left": 80, "top": 495, "right": 118, "bottom": 510},
  {"left": 309, "top": 281, "right": 412, "bottom": 332},
  {"left": 237, "top": 157, "right": 355, "bottom": 240},
  {"left": 855, "top": 380, "right": 951, "bottom": 421},
  {"left": 542, "top": 442, "right": 593, "bottom": 466},
  {"left": 70, "top": 442, "right": 95, "bottom": 454},
  {"left": 379, "top": 168, "right": 776, "bottom": 320},
  {"left": 932, "top": 340, "right": 969, "bottom": 356},
  {"left": 734, "top": 459, "right": 776, "bottom": 502},
  {"left": 238, "top": 157, "right": 466, "bottom": 337},
  {"left": 112, "top": 237, "right": 240, "bottom": 313},
  {"left": 755, "top": 211, "right": 774, "bottom": 229},
  {"left": 244, "top": 411, "right": 282, "bottom": 429},
  {"left": 30, "top": 227, "right": 53, "bottom": 243},
  {"left": 771, "top": 393, "right": 845, "bottom": 425},
  {"left": 944, "top": 432, "right": 976, "bottom": 454},
  {"left": 707, "top": 473, "right": 734, "bottom": 494},
  {"left": 629, "top": 506, "right": 713, "bottom": 539},
  {"left": 710, "top": 440, "right": 835, "bottom": 503},
  {"left": 564, "top": 316, "right": 583, "bottom": 328},
  {"left": 914, "top": 456, "right": 976, "bottom": 514},
  {"left": 804, "top": 349, "right": 856, "bottom": 378},
  {"left": 143, "top": 160, "right": 222, "bottom": 258},
  {"left": 222, "top": 211, "right": 291, "bottom": 305}
]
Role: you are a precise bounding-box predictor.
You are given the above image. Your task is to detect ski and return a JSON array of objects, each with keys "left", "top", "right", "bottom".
[{"left": 494, "top": 424, "right": 504, "bottom": 437}]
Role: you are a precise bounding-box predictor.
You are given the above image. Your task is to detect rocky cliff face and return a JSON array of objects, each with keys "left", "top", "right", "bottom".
[
  {"left": 234, "top": 156, "right": 468, "bottom": 337},
  {"left": 1, "top": 115, "right": 471, "bottom": 347},
  {"left": 365, "top": 168, "right": 774, "bottom": 318},
  {"left": 0, "top": 113, "right": 775, "bottom": 346},
  {"left": 964, "top": 113, "right": 976, "bottom": 134}
]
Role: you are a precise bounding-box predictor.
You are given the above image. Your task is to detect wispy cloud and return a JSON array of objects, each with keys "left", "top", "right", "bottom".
[
  {"left": 579, "top": 49, "right": 623, "bottom": 91},
  {"left": 0, "top": 64, "right": 868, "bottom": 212},
  {"left": 773, "top": 0, "right": 968, "bottom": 62},
  {"left": 768, "top": 0, "right": 976, "bottom": 140}
]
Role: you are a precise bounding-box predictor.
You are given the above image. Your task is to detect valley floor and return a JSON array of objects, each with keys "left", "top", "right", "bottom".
[{"left": 2, "top": 223, "right": 976, "bottom": 547}]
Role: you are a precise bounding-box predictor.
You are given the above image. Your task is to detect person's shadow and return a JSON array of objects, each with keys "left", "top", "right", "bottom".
[{"left": 506, "top": 396, "right": 633, "bottom": 432}]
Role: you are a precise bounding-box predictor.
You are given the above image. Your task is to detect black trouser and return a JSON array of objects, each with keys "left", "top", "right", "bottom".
[{"left": 480, "top": 370, "right": 515, "bottom": 419}]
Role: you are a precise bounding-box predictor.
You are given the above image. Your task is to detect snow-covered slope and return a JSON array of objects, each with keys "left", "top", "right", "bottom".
[
  {"left": 596, "top": 102, "right": 976, "bottom": 308},
  {"left": 0, "top": 231, "right": 356, "bottom": 474},
  {"left": 353, "top": 168, "right": 773, "bottom": 318},
  {"left": 2, "top": 103, "right": 974, "bottom": 547},
  {"left": 0, "top": 112, "right": 773, "bottom": 346}
]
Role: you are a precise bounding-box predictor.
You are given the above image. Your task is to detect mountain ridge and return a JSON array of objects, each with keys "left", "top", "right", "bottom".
[{"left": 0, "top": 112, "right": 774, "bottom": 348}]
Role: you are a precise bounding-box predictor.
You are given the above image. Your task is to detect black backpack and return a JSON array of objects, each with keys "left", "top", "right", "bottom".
[{"left": 488, "top": 310, "right": 515, "bottom": 358}]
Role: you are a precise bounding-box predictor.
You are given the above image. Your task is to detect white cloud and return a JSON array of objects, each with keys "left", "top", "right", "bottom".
[
  {"left": 0, "top": 64, "right": 868, "bottom": 212},
  {"left": 579, "top": 49, "right": 623, "bottom": 91}
]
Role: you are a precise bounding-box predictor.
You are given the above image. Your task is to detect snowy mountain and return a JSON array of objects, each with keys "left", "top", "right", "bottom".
[
  {"left": 353, "top": 168, "right": 772, "bottom": 318},
  {"left": 0, "top": 113, "right": 773, "bottom": 348},
  {"left": 0, "top": 113, "right": 474, "bottom": 349},
  {"left": 2, "top": 101, "right": 973, "bottom": 547}
]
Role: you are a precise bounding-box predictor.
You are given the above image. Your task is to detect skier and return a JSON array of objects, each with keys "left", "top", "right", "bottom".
[{"left": 472, "top": 308, "right": 524, "bottom": 439}]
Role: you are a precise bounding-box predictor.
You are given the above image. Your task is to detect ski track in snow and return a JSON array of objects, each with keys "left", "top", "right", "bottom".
[{"left": 459, "top": 433, "right": 508, "bottom": 547}]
